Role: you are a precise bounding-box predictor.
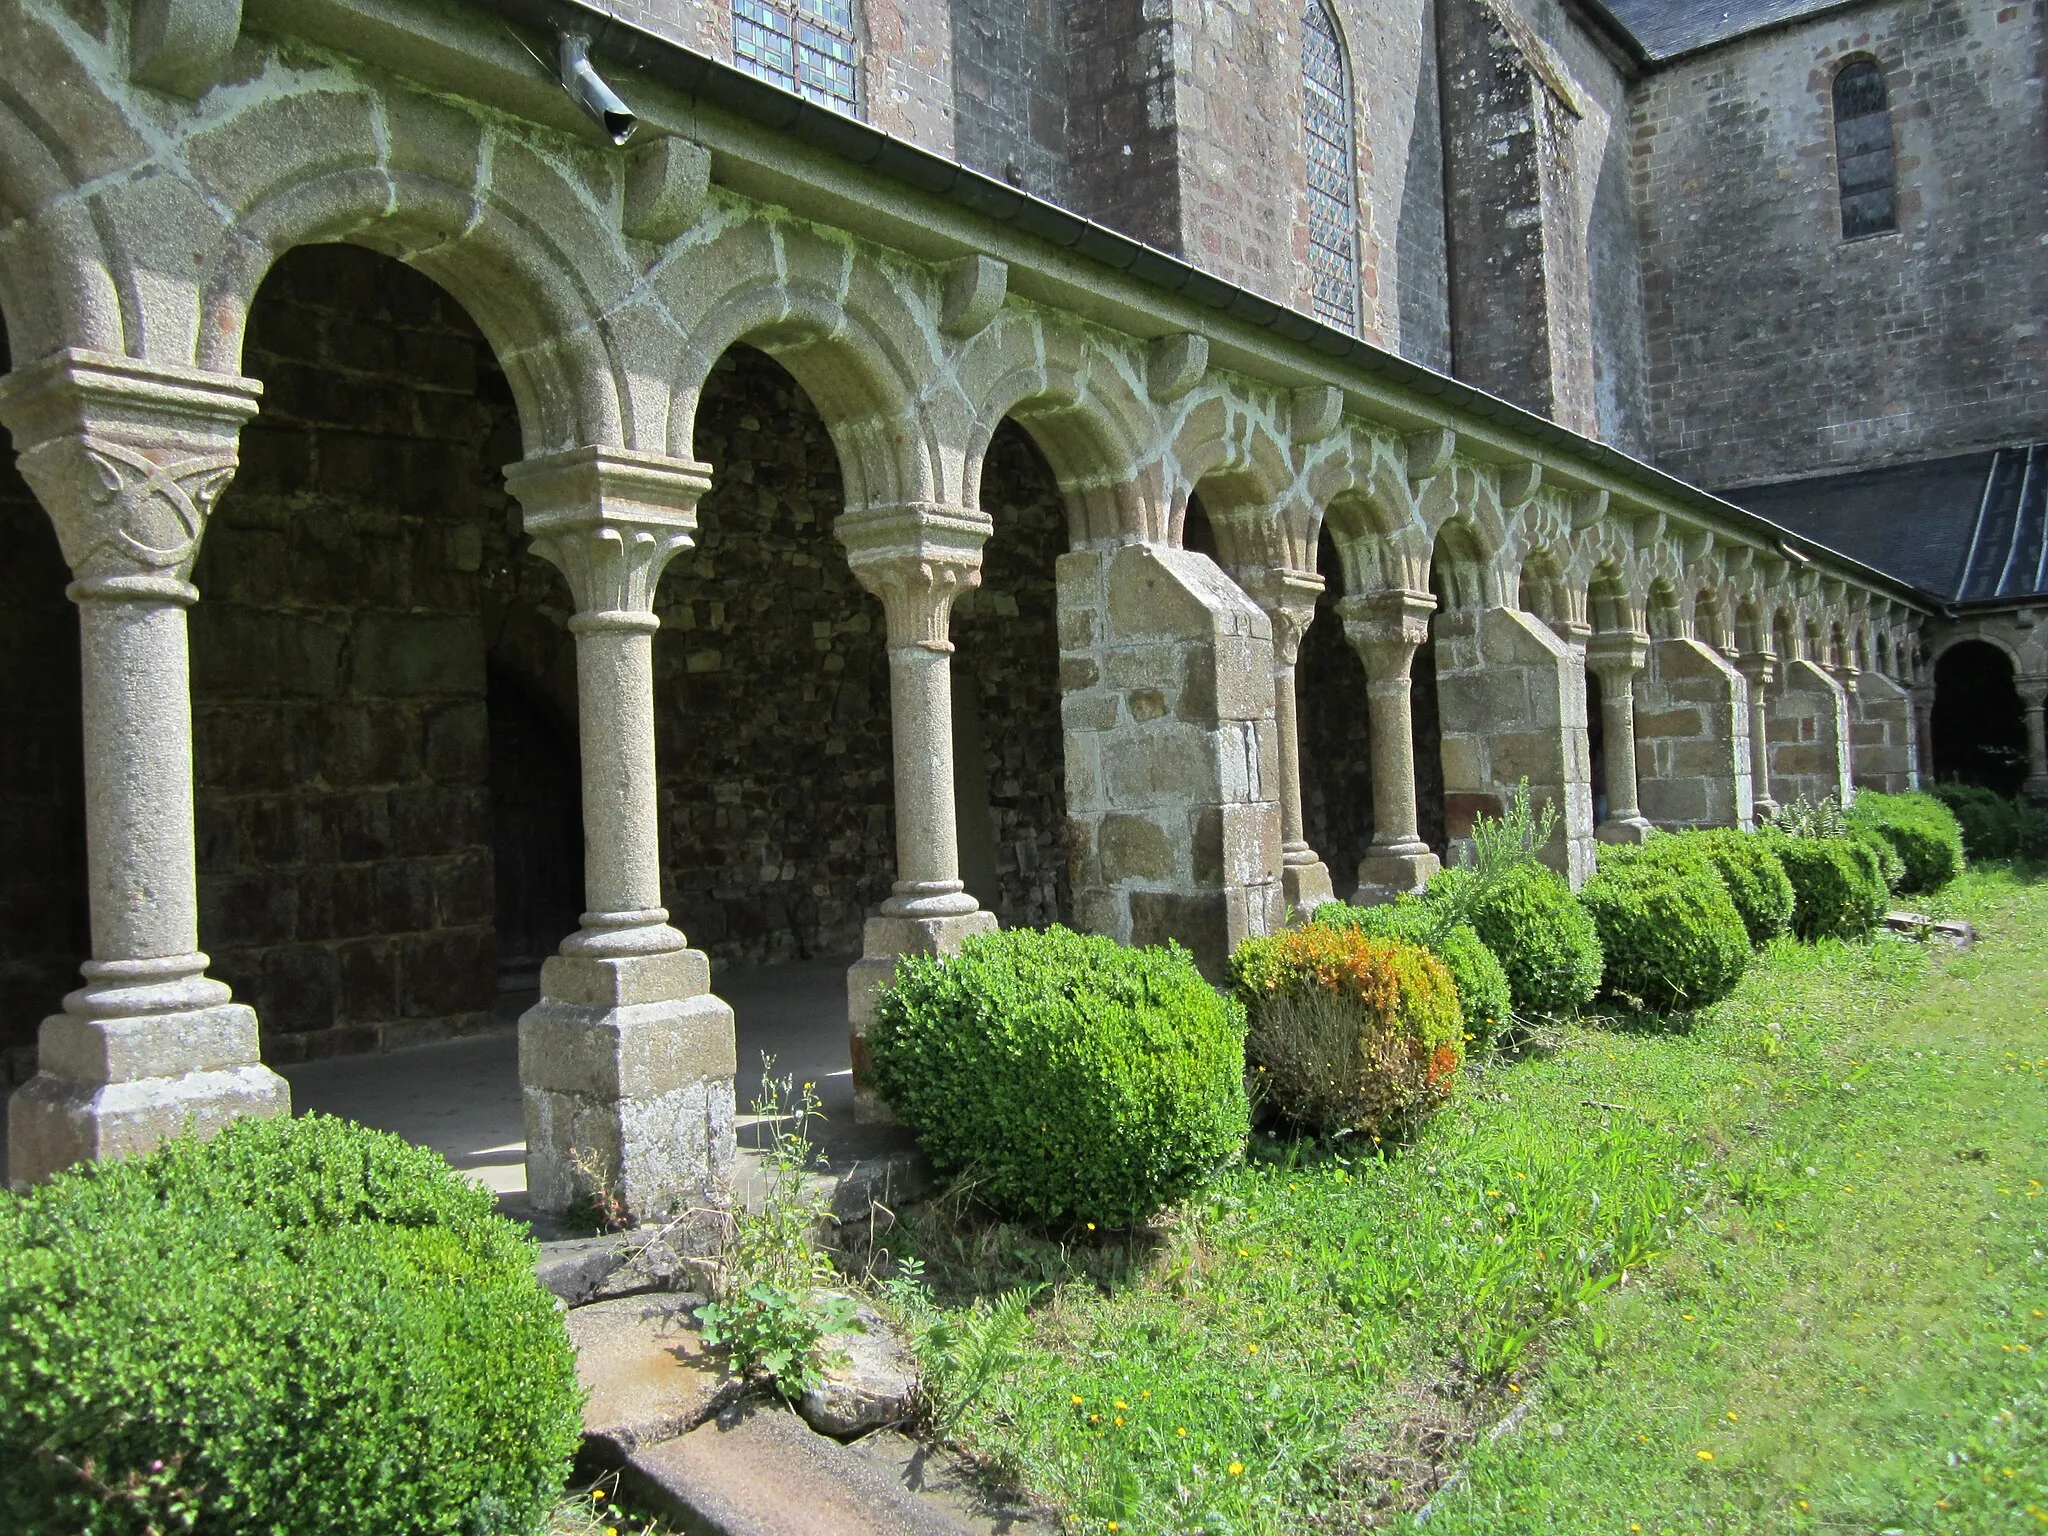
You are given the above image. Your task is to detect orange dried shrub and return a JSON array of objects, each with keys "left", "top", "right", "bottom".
[{"left": 1228, "top": 925, "right": 1464, "bottom": 1140}]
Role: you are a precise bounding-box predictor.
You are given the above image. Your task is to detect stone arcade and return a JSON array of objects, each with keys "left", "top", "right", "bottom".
[{"left": 0, "top": 0, "right": 1955, "bottom": 1223}]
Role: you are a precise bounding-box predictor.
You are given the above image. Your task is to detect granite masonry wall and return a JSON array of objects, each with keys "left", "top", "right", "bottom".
[
  {"left": 653, "top": 345, "right": 901, "bottom": 967},
  {"left": 0, "top": 326, "right": 90, "bottom": 1086},
  {"left": 1632, "top": 0, "right": 2048, "bottom": 487},
  {"left": 188, "top": 246, "right": 544, "bottom": 1065}
]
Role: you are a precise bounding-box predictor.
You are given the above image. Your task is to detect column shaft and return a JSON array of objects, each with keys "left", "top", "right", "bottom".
[
  {"left": 1240, "top": 566, "right": 1332, "bottom": 914},
  {"left": 2020, "top": 680, "right": 2048, "bottom": 802},
  {"left": 506, "top": 446, "right": 736, "bottom": 1225},
  {"left": 0, "top": 350, "right": 287, "bottom": 1186},
  {"left": 1588, "top": 631, "right": 1651, "bottom": 843},
  {"left": 566, "top": 615, "right": 669, "bottom": 947},
  {"left": 884, "top": 642, "right": 969, "bottom": 909},
  {"left": 1742, "top": 655, "right": 1779, "bottom": 821},
  {"left": 1344, "top": 589, "right": 1440, "bottom": 900}
]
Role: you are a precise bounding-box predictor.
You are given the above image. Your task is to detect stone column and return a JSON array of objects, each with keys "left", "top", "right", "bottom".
[
  {"left": 0, "top": 349, "right": 289, "bottom": 1186},
  {"left": 504, "top": 446, "right": 736, "bottom": 1226},
  {"left": 1241, "top": 567, "right": 1334, "bottom": 915},
  {"left": 839, "top": 503, "right": 998, "bottom": 1122},
  {"left": 2019, "top": 675, "right": 2048, "bottom": 803},
  {"left": 1587, "top": 630, "right": 1653, "bottom": 843},
  {"left": 1341, "top": 588, "right": 1442, "bottom": 902},
  {"left": 1739, "top": 650, "right": 1779, "bottom": 823}
]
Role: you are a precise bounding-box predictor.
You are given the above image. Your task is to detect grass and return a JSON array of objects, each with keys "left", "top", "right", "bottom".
[{"left": 888, "top": 867, "right": 2048, "bottom": 1534}]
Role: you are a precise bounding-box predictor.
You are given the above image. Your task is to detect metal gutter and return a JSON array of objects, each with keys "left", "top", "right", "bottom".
[{"left": 461, "top": 0, "right": 1932, "bottom": 610}]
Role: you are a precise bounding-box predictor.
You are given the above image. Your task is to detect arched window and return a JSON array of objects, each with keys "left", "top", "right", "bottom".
[
  {"left": 733, "top": 0, "right": 859, "bottom": 115},
  {"left": 1833, "top": 58, "right": 1896, "bottom": 240},
  {"left": 1301, "top": 0, "right": 1361, "bottom": 333}
]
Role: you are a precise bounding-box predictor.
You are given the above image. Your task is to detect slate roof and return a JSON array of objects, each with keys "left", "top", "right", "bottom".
[
  {"left": 1725, "top": 443, "right": 2048, "bottom": 604},
  {"left": 1590, "top": 0, "right": 1863, "bottom": 62}
]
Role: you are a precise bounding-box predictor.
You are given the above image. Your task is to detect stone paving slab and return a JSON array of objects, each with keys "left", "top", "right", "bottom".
[
  {"left": 625, "top": 1400, "right": 978, "bottom": 1536},
  {"left": 850, "top": 1429, "right": 1062, "bottom": 1535},
  {"left": 565, "top": 1294, "right": 739, "bottom": 1462}
]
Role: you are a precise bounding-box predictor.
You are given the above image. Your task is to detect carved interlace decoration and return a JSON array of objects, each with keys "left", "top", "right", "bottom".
[{"left": 18, "top": 436, "right": 238, "bottom": 584}]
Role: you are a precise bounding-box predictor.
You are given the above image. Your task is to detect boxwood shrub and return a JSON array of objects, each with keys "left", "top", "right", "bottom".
[
  {"left": 869, "top": 927, "right": 1248, "bottom": 1228},
  {"left": 1664, "top": 829, "right": 1795, "bottom": 947},
  {"left": 1929, "top": 782, "right": 2023, "bottom": 859},
  {"left": 1762, "top": 830, "right": 1889, "bottom": 941},
  {"left": 1424, "top": 862, "right": 1604, "bottom": 1020},
  {"left": 1230, "top": 925, "right": 1462, "bottom": 1139},
  {"left": 0, "top": 1114, "right": 582, "bottom": 1536},
  {"left": 1846, "top": 791, "right": 1965, "bottom": 894},
  {"left": 1582, "top": 843, "right": 1752, "bottom": 1012},
  {"left": 1310, "top": 897, "right": 1513, "bottom": 1050}
]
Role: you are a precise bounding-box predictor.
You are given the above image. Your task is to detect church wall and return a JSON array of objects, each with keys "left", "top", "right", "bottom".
[{"left": 1633, "top": 0, "right": 2048, "bottom": 488}]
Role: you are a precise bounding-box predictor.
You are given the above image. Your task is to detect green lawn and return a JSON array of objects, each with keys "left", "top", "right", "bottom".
[{"left": 902, "top": 868, "right": 2048, "bottom": 1535}]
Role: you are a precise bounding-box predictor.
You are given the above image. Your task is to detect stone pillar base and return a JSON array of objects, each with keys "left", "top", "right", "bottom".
[
  {"left": 849, "top": 909, "right": 998, "bottom": 1124},
  {"left": 1353, "top": 847, "right": 1441, "bottom": 906},
  {"left": 6, "top": 1002, "right": 289, "bottom": 1187},
  {"left": 520, "top": 948, "right": 736, "bottom": 1225},
  {"left": 1595, "top": 817, "right": 1653, "bottom": 845},
  {"left": 1282, "top": 858, "right": 1336, "bottom": 918},
  {"left": 2024, "top": 775, "right": 2048, "bottom": 806}
]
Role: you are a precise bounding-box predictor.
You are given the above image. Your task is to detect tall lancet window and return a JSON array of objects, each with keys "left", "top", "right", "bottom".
[
  {"left": 1302, "top": 0, "right": 1361, "bottom": 333},
  {"left": 1833, "top": 58, "right": 1896, "bottom": 240},
  {"left": 733, "top": 0, "right": 860, "bottom": 115}
]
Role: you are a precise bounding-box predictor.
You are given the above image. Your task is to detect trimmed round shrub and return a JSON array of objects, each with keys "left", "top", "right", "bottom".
[
  {"left": 1425, "top": 862, "right": 1604, "bottom": 1019},
  {"left": 1848, "top": 822, "right": 1906, "bottom": 892},
  {"left": 1846, "top": 791, "right": 1966, "bottom": 894},
  {"left": 0, "top": 1114, "right": 581, "bottom": 1536},
  {"left": 1229, "top": 925, "right": 1462, "bottom": 1139},
  {"left": 1583, "top": 843, "right": 1752, "bottom": 1012},
  {"left": 1310, "top": 897, "right": 1512, "bottom": 1050},
  {"left": 1929, "top": 781, "right": 2021, "bottom": 860},
  {"left": 1762, "top": 831, "right": 1889, "bottom": 941},
  {"left": 1666, "top": 829, "right": 1795, "bottom": 947},
  {"left": 869, "top": 927, "right": 1248, "bottom": 1227}
]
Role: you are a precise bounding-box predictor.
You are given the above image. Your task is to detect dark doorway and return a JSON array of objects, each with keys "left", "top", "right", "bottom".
[
  {"left": 1586, "top": 666, "right": 1609, "bottom": 825},
  {"left": 487, "top": 670, "right": 583, "bottom": 986},
  {"left": 1932, "top": 640, "right": 2028, "bottom": 795},
  {"left": 1298, "top": 526, "right": 1377, "bottom": 895}
]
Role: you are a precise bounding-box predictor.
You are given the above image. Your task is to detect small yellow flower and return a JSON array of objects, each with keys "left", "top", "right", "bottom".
[
  {"left": 1071, "top": 1395, "right": 1085, "bottom": 1406},
  {"left": 1141, "top": 1389, "right": 1152, "bottom": 1399},
  {"left": 1247, "top": 1343, "right": 1258, "bottom": 1354},
  {"left": 1176, "top": 1426, "right": 1188, "bottom": 1437},
  {"left": 592, "top": 1492, "right": 605, "bottom": 1503},
  {"left": 1087, "top": 1222, "right": 1096, "bottom": 1231},
  {"left": 1090, "top": 1413, "right": 1101, "bottom": 1424},
  {"left": 1637, "top": 1434, "right": 1648, "bottom": 1443},
  {"left": 1682, "top": 1313, "right": 1697, "bottom": 1321},
  {"left": 1631, "top": 1525, "right": 1642, "bottom": 1533},
  {"left": 1697, "top": 1450, "right": 1715, "bottom": 1462},
  {"left": 1725, "top": 1411, "right": 1739, "bottom": 1421},
  {"left": 1115, "top": 1400, "right": 1129, "bottom": 1411},
  {"left": 1799, "top": 1499, "right": 1810, "bottom": 1510},
  {"left": 1109, "top": 1525, "right": 1119, "bottom": 1532},
  {"left": 1114, "top": 1416, "right": 1125, "bottom": 1427},
  {"left": 1228, "top": 1461, "right": 1245, "bottom": 1477}
]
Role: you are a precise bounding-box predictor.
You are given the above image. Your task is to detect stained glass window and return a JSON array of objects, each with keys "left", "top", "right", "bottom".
[
  {"left": 1302, "top": 1, "right": 1360, "bottom": 333},
  {"left": 733, "top": 0, "right": 860, "bottom": 116},
  {"left": 1833, "top": 59, "right": 1895, "bottom": 240}
]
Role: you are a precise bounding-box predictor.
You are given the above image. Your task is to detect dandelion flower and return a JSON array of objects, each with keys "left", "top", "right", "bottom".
[
  {"left": 1072, "top": 1395, "right": 1085, "bottom": 1406},
  {"left": 1697, "top": 1450, "right": 1715, "bottom": 1462},
  {"left": 1177, "top": 1427, "right": 1188, "bottom": 1437},
  {"left": 1115, "top": 1400, "right": 1129, "bottom": 1411},
  {"left": 1246, "top": 1343, "right": 1258, "bottom": 1354},
  {"left": 1726, "top": 1411, "right": 1739, "bottom": 1421},
  {"left": 1229, "top": 1461, "right": 1245, "bottom": 1477}
]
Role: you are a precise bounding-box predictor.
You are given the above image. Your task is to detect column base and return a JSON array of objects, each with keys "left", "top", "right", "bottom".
[
  {"left": 848, "top": 909, "right": 998, "bottom": 1124},
  {"left": 520, "top": 947, "right": 736, "bottom": 1226},
  {"left": 2023, "top": 774, "right": 2048, "bottom": 806},
  {"left": 1595, "top": 816, "right": 1654, "bottom": 846},
  {"left": 6, "top": 1002, "right": 289, "bottom": 1187},
  {"left": 1282, "top": 858, "right": 1336, "bottom": 918},
  {"left": 1353, "top": 847, "right": 1441, "bottom": 906}
]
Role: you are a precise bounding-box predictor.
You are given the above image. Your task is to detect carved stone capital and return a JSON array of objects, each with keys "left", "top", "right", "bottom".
[
  {"left": 505, "top": 446, "right": 711, "bottom": 624},
  {"left": 1586, "top": 630, "right": 1650, "bottom": 683},
  {"left": 837, "top": 502, "right": 992, "bottom": 651},
  {"left": 2015, "top": 673, "right": 2048, "bottom": 709},
  {"left": 1340, "top": 587, "right": 1436, "bottom": 680},
  {"left": 1236, "top": 565, "right": 1323, "bottom": 667},
  {"left": 0, "top": 349, "right": 262, "bottom": 601},
  {"left": 1737, "top": 649, "right": 1778, "bottom": 688}
]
